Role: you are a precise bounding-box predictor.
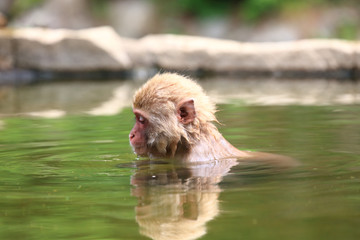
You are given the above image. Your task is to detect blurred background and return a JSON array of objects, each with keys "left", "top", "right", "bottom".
[
  {"left": 0, "top": 0, "right": 359, "bottom": 41},
  {"left": 0, "top": 3, "right": 359, "bottom": 240}
]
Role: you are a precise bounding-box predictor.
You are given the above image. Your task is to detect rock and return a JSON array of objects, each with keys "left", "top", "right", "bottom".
[
  {"left": 136, "top": 34, "right": 356, "bottom": 72},
  {"left": 108, "top": 0, "right": 156, "bottom": 38},
  {"left": 244, "top": 21, "right": 299, "bottom": 42},
  {"left": 0, "top": 27, "right": 359, "bottom": 77},
  {"left": 0, "top": 69, "right": 36, "bottom": 84},
  {"left": 13, "top": 26, "right": 132, "bottom": 70},
  {"left": 11, "top": 0, "right": 95, "bottom": 29},
  {"left": 196, "top": 17, "right": 230, "bottom": 39},
  {"left": 0, "top": 29, "right": 13, "bottom": 70}
]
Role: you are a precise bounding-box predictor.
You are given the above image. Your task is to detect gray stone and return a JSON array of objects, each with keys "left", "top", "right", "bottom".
[
  {"left": 11, "top": 0, "right": 94, "bottom": 29},
  {"left": 13, "top": 27, "right": 132, "bottom": 70},
  {"left": 137, "top": 34, "right": 356, "bottom": 72},
  {"left": 0, "top": 30, "right": 13, "bottom": 70},
  {"left": 108, "top": 0, "right": 156, "bottom": 38},
  {"left": 1, "top": 27, "right": 359, "bottom": 75}
]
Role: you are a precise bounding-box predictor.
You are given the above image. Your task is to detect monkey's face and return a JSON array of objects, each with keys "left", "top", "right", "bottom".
[
  {"left": 129, "top": 98, "right": 198, "bottom": 158},
  {"left": 129, "top": 108, "right": 180, "bottom": 158},
  {"left": 129, "top": 109, "right": 149, "bottom": 156}
]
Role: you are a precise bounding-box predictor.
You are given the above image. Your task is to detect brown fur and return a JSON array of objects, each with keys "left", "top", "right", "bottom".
[
  {"left": 132, "top": 73, "right": 245, "bottom": 161},
  {"left": 131, "top": 73, "right": 298, "bottom": 167}
]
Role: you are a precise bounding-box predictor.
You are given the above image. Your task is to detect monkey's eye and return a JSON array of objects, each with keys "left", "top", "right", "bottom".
[{"left": 138, "top": 115, "right": 146, "bottom": 124}]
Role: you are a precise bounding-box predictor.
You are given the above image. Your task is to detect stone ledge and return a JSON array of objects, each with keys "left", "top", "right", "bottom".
[
  {"left": 133, "top": 34, "right": 357, "bottom": 72},
  {"left": 0, "top": 26, "right": 359, "bottom": 80}
]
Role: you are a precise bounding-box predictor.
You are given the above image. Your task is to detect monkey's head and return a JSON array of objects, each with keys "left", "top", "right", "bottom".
[{"left": 129, "top": 73, "right": 218, "bottom": 158}]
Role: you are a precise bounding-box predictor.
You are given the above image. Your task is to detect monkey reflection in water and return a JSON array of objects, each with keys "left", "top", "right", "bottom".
[
  {"left": 131, "top": 160, "right": 226, "bottom": 240},
  {"left": 129, "top": 73, "right": 298, "bottom": 239}
]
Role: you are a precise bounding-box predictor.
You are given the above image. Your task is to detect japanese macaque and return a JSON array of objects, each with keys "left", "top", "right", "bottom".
[{"left": 129, "top": 73, "right": 297, "bottom": 166}]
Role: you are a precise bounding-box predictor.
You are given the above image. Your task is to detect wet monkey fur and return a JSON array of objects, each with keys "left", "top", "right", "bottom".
[{"left": 129, "top": 73, "right": 297, "bottom": 166}]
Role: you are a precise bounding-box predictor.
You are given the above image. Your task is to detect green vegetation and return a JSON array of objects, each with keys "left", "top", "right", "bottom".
[
  {"left": 153, "top": 0, "right": 356, "bottom": 21},
  {"left": 11, "top": 0, "right": 45, "bottom": 16},
  {"left": 10, "top": 0, "right": 358, "bottom": 22},
  {"left": 239, "top": 0, "right": 324, "bottom": 22},
  {"left": 6, "top": 0, "right": 359, "bottom": 40},
  {"left": 336, "top": 21, "right": 358, "bottom": 40},
  {"left": 166, "top": 0, "right": 235, "bottom": 18},
  {"left": 89, "top": 0, "right": 109, "bottom": 18}
]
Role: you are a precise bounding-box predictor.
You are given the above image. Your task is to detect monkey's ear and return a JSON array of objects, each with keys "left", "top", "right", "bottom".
[{"left": 176, "top": 99, "right": 196, "bottom": 125}]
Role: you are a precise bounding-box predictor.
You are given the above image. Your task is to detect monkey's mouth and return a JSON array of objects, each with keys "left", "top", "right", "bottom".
[{"left": 130, "top": 144, "right": 148, "bottom": 157}]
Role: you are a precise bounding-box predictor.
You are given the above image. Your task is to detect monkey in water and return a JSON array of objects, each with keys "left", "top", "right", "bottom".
[{"left": 129, "top": 73, "right": 297, "bottom": 167}]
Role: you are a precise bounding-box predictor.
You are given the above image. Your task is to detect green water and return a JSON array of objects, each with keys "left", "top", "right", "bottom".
[{"left": 0, "top": 104, "right": 359, "bottom": 240}]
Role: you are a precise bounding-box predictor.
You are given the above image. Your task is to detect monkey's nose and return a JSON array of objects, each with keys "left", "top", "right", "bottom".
[{"left": 129, "top": 133, "right": 135, "bottom": 140}]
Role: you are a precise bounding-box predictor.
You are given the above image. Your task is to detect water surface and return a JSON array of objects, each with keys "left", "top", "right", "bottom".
[{"left": 0, "top": 79, "right": 359, "bottom": 240}]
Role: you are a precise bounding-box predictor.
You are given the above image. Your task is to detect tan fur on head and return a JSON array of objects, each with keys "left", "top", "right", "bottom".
[{"left": 133, "top": 73, "right": 218, "bottom": 156}]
